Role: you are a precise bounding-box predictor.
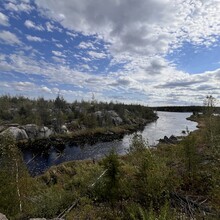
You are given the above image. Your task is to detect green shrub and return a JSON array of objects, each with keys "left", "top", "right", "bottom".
[{"left": 93, "top": 150, "right": 122, "bottom": 207}]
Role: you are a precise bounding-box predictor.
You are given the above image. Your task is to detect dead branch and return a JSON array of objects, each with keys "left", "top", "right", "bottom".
[{"left": 170, "top": 192, "right": 217, "bottom": 218}]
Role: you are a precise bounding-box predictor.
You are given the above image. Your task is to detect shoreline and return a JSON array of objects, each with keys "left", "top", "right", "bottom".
[
  {"left": 17, "top": 116, "right": 158, "bottom": 152},
  {"left": 30, "top": 113, "right": 199, "bottom": 177},
  {"left": 38, "top": 113, "right": 202, "bottom": 178},
  {"left": 186, "top": 114, "right": 205, "bottom": 129}
]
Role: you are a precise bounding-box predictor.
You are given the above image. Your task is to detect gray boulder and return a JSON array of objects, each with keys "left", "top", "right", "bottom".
[
  {"left": 0, "top": 213, "right": 8, "bottom": 220},
  {"left": 23, "top": 124, "right": 39, "bottom": 139},
  {"left": 1, "top": 127, "right": 28, "bottom": 141},
  {"left": 169, "top": 135, "right": 178, "bottom": 143},
  {"left": 0, "top": 126, "right": 6, "bottom": 133},
  {"left": 94, "top": 111, "right": 103, "bottom": 118},
  {"left": 159, "top": 135, "right": 179, "bottom": 144},
  {"left": 107, "top": 110, "right": 123, "bottom": 125},
  {"left": 107, "top": 110, "right": 119, "bottom": 117},
  {"left": 23, "top": 124, "right": 53, "bottom": 139},
  {"left": 38, "top": 126, "right": 53, "bottom": 138},
  {"left": 61, "top": 125, "right": 69, "bottom": 134}
]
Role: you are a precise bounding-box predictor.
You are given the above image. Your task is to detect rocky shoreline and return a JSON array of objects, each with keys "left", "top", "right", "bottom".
[{"left": 16, "top": 117, "right": 158, "bottom": 152}]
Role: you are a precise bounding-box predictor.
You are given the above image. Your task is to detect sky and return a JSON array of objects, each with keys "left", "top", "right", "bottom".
[{"left": 0, "top": 0, "right": 220, "bottom": 106}]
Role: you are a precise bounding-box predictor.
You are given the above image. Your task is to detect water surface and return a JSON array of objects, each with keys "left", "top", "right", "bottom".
[{"left": 22, "top": 112, "right": 197, "bottom": 175}]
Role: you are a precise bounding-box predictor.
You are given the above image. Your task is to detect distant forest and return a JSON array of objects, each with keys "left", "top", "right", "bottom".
[{"left": 153, "top": 105, "right": 220, "bottom": 113}]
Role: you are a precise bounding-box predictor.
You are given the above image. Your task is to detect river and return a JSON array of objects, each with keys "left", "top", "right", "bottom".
[{"left": 22, "top": 112, "right": 198, "bottom": 176}]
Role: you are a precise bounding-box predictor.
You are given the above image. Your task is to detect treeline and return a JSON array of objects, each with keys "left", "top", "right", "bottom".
[
  {"left": 0, "top": 95, "right": 156, "bottom": 131},
  {"left": 152, "top": 106, "right": 220, "bottom": 113}
]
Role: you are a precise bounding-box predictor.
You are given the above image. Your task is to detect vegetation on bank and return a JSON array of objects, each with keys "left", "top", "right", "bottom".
[
  {"left": 0, "top": 109, "right": 220, "bottom": 219},
  {"left": 154, "top": 106, "right": 220, "bottom": 113},
  {"left": 0, "top": 95, "right": 156, "bottom": 132},
  {"left": 153, "top": 96, "right": 220, "bottom": 113}
]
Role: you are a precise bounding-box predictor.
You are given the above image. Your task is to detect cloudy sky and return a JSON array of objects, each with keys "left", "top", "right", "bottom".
[{"left": 0, "top": 0, "right": 220, "bottom": 106}]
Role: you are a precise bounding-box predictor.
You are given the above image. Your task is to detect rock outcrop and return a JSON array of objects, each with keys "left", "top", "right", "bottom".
[
  {"left": 159, "top": 135, "right": 179, "bottom": 144},
  {"left": 1, "top": 127, "right": 28, "bottom": 141},
  {"left": 23, "top": 124, "right": 53, "bottom": 139},
  {"left": 38, "top": 126, "right": 53, "bottom": 138},
  {"left": 61, "top": 125, "right": 69, "bottom": 134},
  {"left": 0, "top": 124, "right": 54, "bottom": 141},
  {"left": 23, "top": 124, "right": 39, "bottom": 139},
  {"left": 0, "top": 213, "right": 8, "bottom": 220},
  {"left": 107, "top": 110, "right": 123, "bottom": 126}
]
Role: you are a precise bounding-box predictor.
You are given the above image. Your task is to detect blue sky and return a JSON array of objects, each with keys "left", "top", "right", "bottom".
[{"left": 0, "top": 0, "right": 220, "bottom": 106}]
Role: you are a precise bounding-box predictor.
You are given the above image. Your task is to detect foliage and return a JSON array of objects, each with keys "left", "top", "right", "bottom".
[
  {"left": 93, "top": 150, "right": 122, "bottom": 207},
  {"left": 1, "top": 106, "right": 220, "bottom": 219},
  {"left": 0, "top": 134, "right": 35, "bottom": 218},
  {"left": 126, "top": 202, "right": 176, "bottom": 220},
  {"left": 182, "top": 135, "right": 199, "bottom": 179},
  {"left": 0, "top": 95, "right": 156, "bottom": 131},
  {"left": 128, "top": 133, "right": 147, "bottom": 154}
]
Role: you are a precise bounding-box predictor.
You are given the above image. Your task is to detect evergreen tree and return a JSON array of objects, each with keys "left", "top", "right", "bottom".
[{"left": 99, "top": 150, "right": 121, "bottom": 207}]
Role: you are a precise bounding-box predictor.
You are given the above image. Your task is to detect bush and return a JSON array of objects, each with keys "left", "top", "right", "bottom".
[{"left": 93, "top": 150, "right": 122, "bottom": 207}]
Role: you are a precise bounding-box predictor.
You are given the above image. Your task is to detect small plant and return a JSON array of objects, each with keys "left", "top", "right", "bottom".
[
  {"left": 128, "top": 133, "right": 148, "bottom": 153},
  {"left": 182, "top": 135, "right": 198, "bottom": 180},
  {"left": 93, "top": 150, "right": 122, "bottom": 207}
]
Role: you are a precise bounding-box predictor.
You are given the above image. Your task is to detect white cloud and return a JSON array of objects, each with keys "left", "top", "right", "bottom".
[
  {"left": 66, "top": 31, "right": 78, "bottom": 37},
  {"left": 88, "top": 51, "right": 107, "bottom": 59},
  {"left": 41, "top": 86, "right": 52, "bottom": 93},
  {"left": 0, "top": 80, "right": 56, "bottom": 99},
  {"left": 0, "top": 12, "right": 9, "bottom": 26},
  {"left": 78, "top": 41, "right": 96, "bottom": 50},
  {"left": 11, "top": 81, "right": 36, "bottom": 92},
  {"left": 0, "top": 31, "right": 21, "bottom": 45},
  {"left": 4, "top": 2, "right": 33, "bottom": 13},
  {"left": 35, "top": 0, "right": 220, "bottom": 56},
  {"left": 24, "top": 20, "right": 44, "bottom": 31},
  {"left": 52, "top": 50, "right": 66, "bottom": 57},
  {"left": 79, "top": 64, "right": 92, "bottom": 71},
  {"left": 15, "top": 81, "right": 34, "bottom": 87},
  {"left": 1, "top": 1, "right": 220, "bottom": 105},
  {"left": 52, "top": 38, "right": 59, "bottom": 42},
  {"left": 52, "top": 56, "right": 66, "bottom": 63},
  {"left": 26, "top": 35, "right": 45, "bottom": 42},
  {"left": 55, "top": 43, "right": 63, "bottom": 48},
  {"left": 45, "top": 21, "right": 53, "bottom": 32},
  {"left": 45, "top": 21, "right": 62, "bottom": 32},
  {"left": 34, "top": 0, "right": 220, "bottom": 104},
  {"left": 0, "top": 50, "right": 220, "bottom": 105}
]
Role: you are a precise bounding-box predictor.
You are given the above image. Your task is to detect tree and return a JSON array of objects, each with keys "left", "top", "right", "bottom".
[
  {"left": 0, "top": 133, "right": 31, "bottom": 217},
  {"left": 183, "top": 135, "right": 198, "bottom": 180},
  {"left": 204, "top": 95, "right": 216, "bottom": 115},
  {"left": 97, "top": 150, "right": 121, "bottom": 207},
  {"left": 54, "top": 94, "right": 67, "bottom": 111},
  {"left": 54, "top": 95, "right": 67, "bottom": 132},
  {"left": 36, "top": 97, "right": 51, "bottom": 126},
  {"left": 0, "top": 134, "right": 36, "bottom": 219},
  {"left": 203, "top": 95, "right": 217, "bottom": 144}
]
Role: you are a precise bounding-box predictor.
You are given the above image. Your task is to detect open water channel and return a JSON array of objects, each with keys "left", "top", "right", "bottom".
[{"left": 22, "top": 111, "right": 198, "bottom": 176}]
